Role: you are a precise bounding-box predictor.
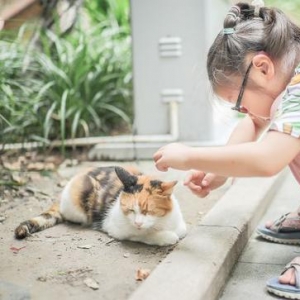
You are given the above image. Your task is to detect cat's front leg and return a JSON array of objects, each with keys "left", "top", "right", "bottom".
[
  {"left": 176, "top": 221, "right": 187, "bottom": 239},
  {"left": 141, "top": 231, "right": 180, "bottom": 246},
  {"left": 107, "top": 229, "right": 130, "bottom": 242}
]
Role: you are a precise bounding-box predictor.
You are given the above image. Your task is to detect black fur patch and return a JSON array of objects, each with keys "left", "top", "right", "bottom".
[
  {"left": 115, "top": 167, "right": 143, "bottom": 194},
  {"left": 21, "top": 220, "right": 39, "bottom": 234},
  {"left": 81, "top": 175, "right": 94, "bottom": 213},
  {"left": 150, "top": 180, "right": 162, "bottom": 189},
  {"left": 92, "top": 186, "right": 123, "bottom": 230},
  {"left": 88, "top": 167, "right": 115, "bottom": 179},
  {"left": 124, "top": 183, "right": 143, "bottom": 194}
]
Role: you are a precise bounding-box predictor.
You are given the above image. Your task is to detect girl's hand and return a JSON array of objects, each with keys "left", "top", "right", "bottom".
[
  {"left": 184, "top": 170, "right": 227, "bottom": 198},
  {"left": 153, "top": 143, "right": 192, "bottom": 172}
]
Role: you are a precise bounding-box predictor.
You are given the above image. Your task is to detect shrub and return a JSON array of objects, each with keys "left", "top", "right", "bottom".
[{"left": 0, "top": 0, "right": 133, "bottom": 147}]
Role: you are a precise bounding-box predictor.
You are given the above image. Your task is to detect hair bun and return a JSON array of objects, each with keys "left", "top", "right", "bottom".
[
  {"left": 224, "top": 5, "right": 241, "bottom": 29},
  {"left": 251, "top": 0, "right": 264, "bottom": 18}
]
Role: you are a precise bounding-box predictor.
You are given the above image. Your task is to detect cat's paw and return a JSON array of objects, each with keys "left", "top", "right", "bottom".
[
  {"left": 150, "top": 231, "right": 179, "bottom": 246},
  {"left": 159, "top": 232, "right": 179, "bottom": 246},
  {"left": 176, "top": 223, "right": 187, "bottom": 239}
]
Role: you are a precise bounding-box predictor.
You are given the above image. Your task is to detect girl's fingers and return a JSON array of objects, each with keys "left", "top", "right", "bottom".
[
  {"left": 202, "top": 173, "right": 216, "bottom": 187},
  {"left": 153, "top": 151, "right": 162, "bottom": 163},
  {"left": 184, "top": 171, "right": 205, "bottom": 185},
  {"left": 155, "top": 162, "right": 168, "bottom": 172},
  {"left": 187, "top": 181, "right": 202, "bottom": 192}
]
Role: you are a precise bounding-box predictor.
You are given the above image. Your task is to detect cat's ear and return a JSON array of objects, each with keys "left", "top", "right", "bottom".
[
  {"left": 161, "top": 181, "right": 177, "bottom": 196},
  {"left": 115, "top": 166, "right": 138, "bottom": 192}
]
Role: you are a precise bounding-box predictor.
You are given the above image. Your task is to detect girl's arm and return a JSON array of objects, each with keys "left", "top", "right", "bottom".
[
  {"left": 173, "top": 115, "right": 270, "bottom": 197},
  {"left": 153, "top": 130, "right": 300, "bottom": 178},
  {"left": 227, "top": 114, "right": 267, "bottom": 145}
]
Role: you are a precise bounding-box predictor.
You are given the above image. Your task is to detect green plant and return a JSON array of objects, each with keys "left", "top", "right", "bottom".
[
  {"left": 36, "top": 23, "right": 132, "bottom": 142},
  {"left": 265, "top": 0, "right": 300, "bottom": 25},
  {"left": 84, "top": 0, "right": 130, "bottom": 31},
  {"left": 0, "top": 1, "right": 133, "bottom": 148},
  {"left": 0, "top": 34, "right": 48, "bottom": 145}
]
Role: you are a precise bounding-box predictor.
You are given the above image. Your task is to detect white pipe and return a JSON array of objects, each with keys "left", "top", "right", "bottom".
[{"left": 2, "top": 101, "right": 180, "bottom": 150}]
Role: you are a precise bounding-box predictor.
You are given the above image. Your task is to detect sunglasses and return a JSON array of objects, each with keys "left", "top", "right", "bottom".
[{"left": 231, "top": 62, "right": 253, "bottom": 113}]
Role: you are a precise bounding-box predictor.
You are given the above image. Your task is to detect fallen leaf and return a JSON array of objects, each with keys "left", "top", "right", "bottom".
[
  {"left": 84, "top": 278, "right": 99, "bottom": 290},
  {"left": 3, "top": 161, "right": 21, "bottom": 170},
  {"left": 135, "top": 268, "right": 151, "bottom": 281},
  {"left": 11, "top": 173, "right": 27, "bottom": 185},
  {"left": 27, "top": 162, "right": 55, "bottom": 171},
  {"left": 10, "top": 246, "right": 26, "bottom": 254}
]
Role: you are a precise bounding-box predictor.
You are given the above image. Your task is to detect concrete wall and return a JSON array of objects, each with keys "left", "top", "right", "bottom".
[{"left": 130, "top": 0, "right": 230, "bottom": 142}]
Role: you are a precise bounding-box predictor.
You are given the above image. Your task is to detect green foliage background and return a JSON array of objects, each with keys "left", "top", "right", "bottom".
[
  {"left": 1, "top": 0, "right": 300, "bottom": 147},
  {"left": 0, "top": 0, "right": 132, "bottom": 146},
  {"left": 265, "top": 0, "right": 300, "bottom": 25}
]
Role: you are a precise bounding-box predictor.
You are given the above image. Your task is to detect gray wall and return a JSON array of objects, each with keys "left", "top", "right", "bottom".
[{"left": 131, "top": 0, "right": 230, "bottom": 142}]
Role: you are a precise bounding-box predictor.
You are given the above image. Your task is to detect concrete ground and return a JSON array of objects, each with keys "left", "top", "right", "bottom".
[
  {"left": 220, "top": 170, "right": 300, "bottom": 300},
  {"left": 2, "top": 160, "right": 293, "bottom": 300},
  {"left": 0, "top": 160, "right": 230, "bottom": 300}
]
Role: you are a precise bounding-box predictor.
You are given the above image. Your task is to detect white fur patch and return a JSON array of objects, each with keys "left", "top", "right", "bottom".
[
  {"left": 102, "top": 194, "right": 187, "bottom": 246},
  {"left": 60, "top": 182, "right": 88, "bottom": 224}
]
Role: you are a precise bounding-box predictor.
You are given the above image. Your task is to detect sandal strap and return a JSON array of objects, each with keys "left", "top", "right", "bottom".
[
  {"left": 272, "top": 213, "right": 290, "bottom": 232},
  {"left": 272, "top": 213, "right": 300, "bottom": 232},
  {"left": 281, "top": 262, "right": 300, "bottom": 288}
]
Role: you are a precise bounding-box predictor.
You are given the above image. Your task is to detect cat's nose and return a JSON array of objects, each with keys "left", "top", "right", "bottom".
[{"left": 135, "top": 221, "right": 143, "bottom": 228}]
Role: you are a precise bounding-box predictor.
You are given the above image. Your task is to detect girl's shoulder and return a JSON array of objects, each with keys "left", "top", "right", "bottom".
[
  {"left": 289, "top": 63, "right": 300, "bottom": 86},
  {"left": 269, "top": 64, "right": 300, "bottom": 138}
]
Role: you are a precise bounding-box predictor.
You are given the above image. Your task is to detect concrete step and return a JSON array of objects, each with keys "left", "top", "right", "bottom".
[
  {"left": 129, "top": 170, "right": 287, "bottom": 300},
  {"left": 220, "top": 171, "right": 300, "bottom": 300}
]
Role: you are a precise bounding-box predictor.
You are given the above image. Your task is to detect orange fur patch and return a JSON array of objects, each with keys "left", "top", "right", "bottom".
[{"left": 120, "top": 176, "right": 173, "bottom": 217}]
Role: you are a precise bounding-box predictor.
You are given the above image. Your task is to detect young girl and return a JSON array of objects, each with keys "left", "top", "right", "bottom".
[{"left": 153, "top": 1, "right": 300, "bottom": 299}]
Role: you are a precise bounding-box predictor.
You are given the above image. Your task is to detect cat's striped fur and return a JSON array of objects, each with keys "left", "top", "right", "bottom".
[{"left": 15, "top": 166, "right": 187, "bottom": 246}]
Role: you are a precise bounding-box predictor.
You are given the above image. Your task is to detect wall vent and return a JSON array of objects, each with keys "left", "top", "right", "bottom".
[{"left": 159, "top": 37, "right": 182, "bottom": 57}]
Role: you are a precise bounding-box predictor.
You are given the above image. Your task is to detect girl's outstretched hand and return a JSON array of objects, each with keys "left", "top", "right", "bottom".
[
  {"left": 153, "top": 143, "right": 192, "bottom": 172},
  {"left": 184, "top": 171, "right": 227, "bottom": 198}
]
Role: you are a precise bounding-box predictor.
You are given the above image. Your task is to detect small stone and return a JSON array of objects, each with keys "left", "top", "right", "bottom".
[
  {"left": 84, "top": 278, "right": 99, "bottom": 290},
  {"left": 37, "top": 276, "right": 47, "bottom": 282},
  {"left": 77, "top": 245, "right": 93, "bottom": 249}
]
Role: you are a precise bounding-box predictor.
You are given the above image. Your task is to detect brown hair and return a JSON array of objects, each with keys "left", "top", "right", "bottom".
[{"left": 207, "top": 2, "right": 300, "bottom": 89}]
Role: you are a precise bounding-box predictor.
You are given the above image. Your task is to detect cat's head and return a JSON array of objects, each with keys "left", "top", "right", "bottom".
[{"left": 115, "top": 167, "right": 177, "bottom": 230}]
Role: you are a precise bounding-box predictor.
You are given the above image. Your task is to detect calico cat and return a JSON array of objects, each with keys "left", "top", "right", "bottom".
[{"left": 15, "top": 166, "right": 187, "bottom": 246}]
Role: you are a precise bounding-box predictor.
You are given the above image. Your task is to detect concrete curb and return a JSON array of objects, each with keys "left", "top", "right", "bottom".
[{"left": 128, "top": 171, "right": 286, "bottom": 300}]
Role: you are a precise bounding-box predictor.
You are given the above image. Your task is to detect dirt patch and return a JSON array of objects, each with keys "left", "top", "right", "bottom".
[{"left": 0, "top": 160, "right": 230, "bottom": 300}]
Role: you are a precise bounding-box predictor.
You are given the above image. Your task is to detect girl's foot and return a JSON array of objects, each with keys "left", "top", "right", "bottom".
[
  {"left": 256, "top": 211, "right": 300, "bottom": 244},
  {"left": 267, "top": 257, "right": 300, "bottom": 299}
]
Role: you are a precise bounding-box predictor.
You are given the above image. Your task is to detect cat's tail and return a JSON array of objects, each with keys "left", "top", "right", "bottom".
[{"left": 14, "top": 203, "right": 63, "bottom": 239}]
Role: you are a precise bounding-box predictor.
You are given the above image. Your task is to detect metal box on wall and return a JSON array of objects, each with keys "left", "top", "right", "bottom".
[
  {"left": 131, "top": 0, "right": 229, "bottom": 142},
  {"left": 88, "top": 0, "right": 230, "bottom": 160}
]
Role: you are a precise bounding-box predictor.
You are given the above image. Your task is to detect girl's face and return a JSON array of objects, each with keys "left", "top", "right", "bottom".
[
  {"left": 215, "top": 60, "right": 288, "bottom": 124},
  {"left": 216, "top": 81, "right": 274, "bottom": 121}
]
